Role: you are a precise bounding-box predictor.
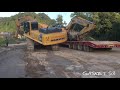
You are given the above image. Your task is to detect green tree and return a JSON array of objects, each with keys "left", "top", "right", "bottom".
[
  {"left": 70, "top": 12, "right": 120, "bottom": 41},
  {"left": 70, "top": 12, "right": 93, "bottom": 21},
  {"left": 63, "top": 21, "right": 67, "bottom": 26},
  {"left": 96, "top": 12, "right": 117, "bottom": 40},
  {"left": 56, "top": 14, "right": 63, "bottom": 25},
  {"left": 0, "top": 12, "right": 57, "bottom": 32},
  {"left": 50, "top": 19, "right": 56, "bottom": 26},
  {"left": 111, "top": 15, "right": 120, "bottom": 41}
]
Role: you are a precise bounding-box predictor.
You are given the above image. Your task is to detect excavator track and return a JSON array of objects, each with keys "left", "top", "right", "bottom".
[
  {"left": 51, "top": 44, "right": 59, "bottom": 51},
  {"left": 26, "top": 38, "right": 34, "bottom": 51}
]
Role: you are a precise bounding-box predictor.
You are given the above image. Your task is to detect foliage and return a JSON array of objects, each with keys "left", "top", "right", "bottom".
[
  {"left": 56, "top": 14, "right": 63, "bottom": 25},
  {"left": 0, "top": 12, "right": 57, "bottom": 32},
  {"left": 0, "top": 38, "right": 5, "bottom": 46},
  {"left": 71, "top": 12, "right": 120, "bottom": 41}
]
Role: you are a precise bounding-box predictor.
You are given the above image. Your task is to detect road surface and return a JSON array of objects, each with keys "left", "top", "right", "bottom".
[{"left": 0, "top": 44, "right": 120, "bottom": 78}]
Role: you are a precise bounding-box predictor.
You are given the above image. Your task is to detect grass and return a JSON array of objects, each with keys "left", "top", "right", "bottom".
[
  {"left": 0, "top": 37, "right": 17, "bottom": 46},
  {"left": 0, "top": 38, "right": 6, "bottom": 46},
  {"left": 0, "top": 36, "right": 27, "bottom": 47}
]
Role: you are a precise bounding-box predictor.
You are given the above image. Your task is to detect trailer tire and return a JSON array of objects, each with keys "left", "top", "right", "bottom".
[
  {"left": 83, "top": 45, "right": 86, "bottom": 51},
  {"left": 75, "top": 44, "right": 77, "bottom": 50},
  {"left": 106, "top": 48, "right": 112, "bottom": 51},
  {"left": 89, "top": 47, "right": 94, "bottom": 52},
  {"left": 73, "top": 44, "right": 78, "bottom": 50},
  {"left": 86, "top": 46, "right": 90, "bottom": 52},
  {"left": 78, "top": 44, "right": 83, "bottom": 51},
  {"left": 69, "top": 43, "right": 73, "bottom": 49},
  {"left": 84, "top": 46, "right": 93, "bottom": 52}
]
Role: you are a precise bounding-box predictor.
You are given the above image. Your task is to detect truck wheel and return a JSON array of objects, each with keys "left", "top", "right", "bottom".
[
  {"left": 85, "top": 46, "right": 93, "bottom": 52},
  {"left": 106, "top": 48, "right": 112, "bottom": 51},
  {"left": 78, "top": 45, "right": 80, "bottom": 50},
  {"left": 26, "top": 38, "right": 34, "bottom": 51},
  {"left": 76, "top": 44, "right": 78, "bottom": 50},
  {"left": 51, "top": 44, "right": 59, "bottom": 51},
  {"left": 89, "top": 47, "right": 94, "bottom": 52},
  {"left": 86, "top": 46, "right": 90, "bottom": 52},
  {"left": 83, "top": 46, "right": 89, "bottom": 52},
  {"left": 78, "top": 44, "right": 83, "bottom": 51},
  {"left": 69, "top": 43, "right": 73, "bottom": 49},
  {"left": 84, "top": 46, "right": 92, "bottom": 52},
  {"left": 73, "top": 44, "right": 78, "bottom": 50},
  {"left": 83, "top": 45, "right": 86, "bottom": 51}
]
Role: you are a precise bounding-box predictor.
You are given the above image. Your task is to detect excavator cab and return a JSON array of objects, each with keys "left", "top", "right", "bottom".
[
  {"left": 66, "top": 16, "right": 96, "bottom": 41},
  {"left": 31, "top": 22, "right": 38, "bottom": 30},
  {"left": 23, "top": 21, "right": 38, "bottom": 33},
  {"left": 23, "top": 22, "right": 30, "bottom": 33}
]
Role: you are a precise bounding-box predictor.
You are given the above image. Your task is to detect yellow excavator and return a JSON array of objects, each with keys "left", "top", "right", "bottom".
[
  {"left": 15, "top": 16, "right": 67, "bottom": 51},
  {"left": 66, "top": 16, "right": 96, "bottom": 41}
]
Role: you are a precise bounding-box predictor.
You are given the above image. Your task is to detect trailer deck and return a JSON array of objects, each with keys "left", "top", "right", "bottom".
[{"left": 62, "top": 41, "right": 120, "bottom": 52}]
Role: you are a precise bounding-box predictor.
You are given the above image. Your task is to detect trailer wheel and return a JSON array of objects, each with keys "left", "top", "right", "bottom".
[
  {"left": 83, "top": 45, "right": 86, "bottom": 51},
  {"left": 72, "top": 44, "right": 75, "bottom": 49},
  {"left": 73, "top": 44, "right": 78, "bottom": 50},
  {"left": 78, "top": 44, "right": 83, "bottom": 51},
  {"left": 75, "top": 44, "right": 78, "bottom": 50},
  {"left": 78, "top": 45, "right": 80, "bottom": 50},
  {"left": 69, "top": 43, "right": 73, "bottom": 49},
  {"left": 83, "top": 45, "right": 85, "bottom": 51},
  {"left": 89, "top": 47, "right": 94, "bottom": 52},
  {"left": 84, "top": 46, "right": 93, "bottom": 52},
  {"left": 86, "top": 46, "right": 90, "bottom": 52},
  {"left": 106, "top": 48, "right": 112, "bottom": 51}
]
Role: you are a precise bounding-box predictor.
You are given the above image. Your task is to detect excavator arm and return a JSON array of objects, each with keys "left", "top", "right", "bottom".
[
  {"left": 66, "top": 16, "right": 96, "bottom": 40},
  {"left": 15, "top": 16, "right": 35, "bottom": 38}
]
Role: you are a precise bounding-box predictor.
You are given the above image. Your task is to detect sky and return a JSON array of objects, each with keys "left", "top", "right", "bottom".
[{"left": 0, "top": 12, "right": 73, "bottom": 24}]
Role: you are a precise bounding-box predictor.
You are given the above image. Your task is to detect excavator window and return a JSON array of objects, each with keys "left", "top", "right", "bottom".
[
  {"left": 23, "top": 22, "right": 30, "bottom": 33},
  {"left": 39, "top": 27, "right": 62, "bottom": 34},
  {"left": 31, "top": 22, "right": 38, "bottom": 30},
  {"left": 70, "top": 23, "right": 84, "bottom": 32}
]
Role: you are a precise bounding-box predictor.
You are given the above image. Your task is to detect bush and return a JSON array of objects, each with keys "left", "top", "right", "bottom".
[{"left": 0, "top": 38, "right": 6, "bottom": 46}]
